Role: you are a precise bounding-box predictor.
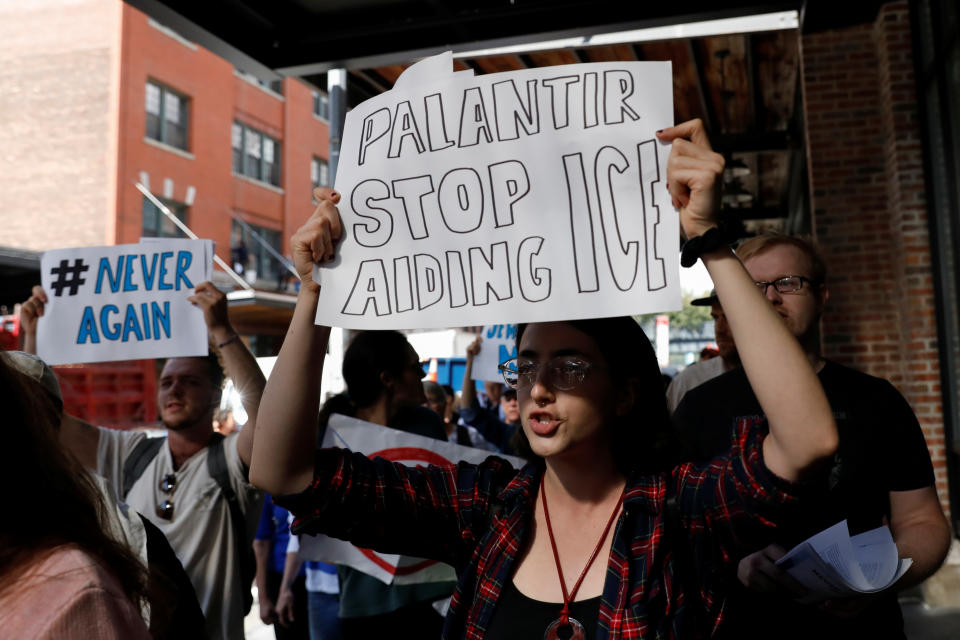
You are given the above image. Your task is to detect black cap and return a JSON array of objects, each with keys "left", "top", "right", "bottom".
[{"left": 690, "top": 289, "right": 718, "bottom": 306}]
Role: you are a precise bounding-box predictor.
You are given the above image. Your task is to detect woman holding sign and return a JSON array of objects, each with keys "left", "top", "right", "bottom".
[{"left": 251, "top": 119, "right": 838, "bottom": 639}]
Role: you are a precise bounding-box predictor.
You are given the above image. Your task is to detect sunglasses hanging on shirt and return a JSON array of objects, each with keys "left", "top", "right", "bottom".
[{"left": 156, "top": 472, "right": 177, "bottom": 520}]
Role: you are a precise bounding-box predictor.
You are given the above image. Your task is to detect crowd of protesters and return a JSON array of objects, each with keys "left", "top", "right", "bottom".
[{"left": 1, "top": 118, "right": 951, "bottom": 640}]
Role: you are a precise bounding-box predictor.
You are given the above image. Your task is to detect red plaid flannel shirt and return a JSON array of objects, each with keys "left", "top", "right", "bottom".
[{"left": 279, "top": 417, "right": 804, "bottom": 639}]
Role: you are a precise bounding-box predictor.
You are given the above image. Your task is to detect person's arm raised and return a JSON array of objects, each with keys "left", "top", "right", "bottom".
[
  {"left": 250, "top": 188, "right": 342, "bottom": 495},
  {"left": 659, "top": 120, "right": 837, "bottom": 482},
  {"left": 19, "top": 285, "right": 47, "bottom": 355},
  {"left": 460, "top": 336, "right": 482, "bottom": 411},
  {"left": 188, "top": 281, "right": 265, "bottom": 467}
]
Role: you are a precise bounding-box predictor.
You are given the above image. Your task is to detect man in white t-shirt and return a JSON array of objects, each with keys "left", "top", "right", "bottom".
[
  {"left": 665, "top": 290, "right": 741, "bottom": 414},
  {"left": 21, "top": 281, "right": 266, "bottom": 640}
]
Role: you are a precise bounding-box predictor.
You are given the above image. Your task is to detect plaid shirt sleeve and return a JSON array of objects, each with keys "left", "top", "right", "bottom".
[
  {"left": 274, "top": 448, "right": 518, "bottom": 570},
  {"left": 673, "top": 417, "right": 822, "bottom": 619}
]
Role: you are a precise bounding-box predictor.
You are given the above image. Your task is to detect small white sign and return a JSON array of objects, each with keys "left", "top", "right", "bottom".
[
  {"left": 37, "top": 239, "right": 213, "bottom": 365},
  {"left": 315, "top": 52, "right": 680, "bottom": 329},
  {"left": 471, "top": 324, "right": 518, "bottom": 383}
]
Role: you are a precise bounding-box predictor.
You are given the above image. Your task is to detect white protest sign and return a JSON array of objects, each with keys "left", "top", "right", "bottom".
[
  {"left": 297, "top": 413, "right": 526, "bottom": 585},
  {"left": 315, "top": 52, "right": 679, "bottom": 329},
  {"left": 37, "top": 239, "right": 213, "bottom": 365},
  {"left": 471, "top": 324, "right": 518, "bottom": 382}
]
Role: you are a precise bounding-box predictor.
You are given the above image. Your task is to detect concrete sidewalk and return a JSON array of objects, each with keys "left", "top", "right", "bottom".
[
  {"left": 242, "top": 583, "right": 960, "bottom": 639},
  {"left": 902, "top": 597, "right": 960, "bottom": 640}
]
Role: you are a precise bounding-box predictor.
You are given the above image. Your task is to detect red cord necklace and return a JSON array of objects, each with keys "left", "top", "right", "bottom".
[{"left": 540, "top": 473, "right": 625, "bottom": 640}]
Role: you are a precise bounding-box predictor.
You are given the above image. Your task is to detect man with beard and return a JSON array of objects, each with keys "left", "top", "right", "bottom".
[
  {"left": 673, "top": 234, "right": 949, "bottom": 640},
  {"left": 20, "top": 281, "right": 266, "bottom": 640}
]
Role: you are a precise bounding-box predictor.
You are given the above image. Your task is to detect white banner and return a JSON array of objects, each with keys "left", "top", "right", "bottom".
[
  {"left": 471, "top": 324, "right": 518, "bottom": 383},
  {"left": 298, "top": 413, "right": 526, "bottom": 585},
  {"left": 315, "top": 52, "right": 679, "bottom": 330},
  {"left": 37, "top": 239, "right": 213, "bottom": 365}
]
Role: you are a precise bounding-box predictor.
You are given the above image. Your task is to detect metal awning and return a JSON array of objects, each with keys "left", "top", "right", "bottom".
[
  {"left": 226, "top": 289, "right": 298, "bottom": 336},
  {"left": 122, "top": 0, "right": 885, "bottom": 231},
  {"left": 0, "top": 246, "right": 41, "bottom": 310},
  {"left": 124, "top": 1, "right": 886, "bottom": 80}
]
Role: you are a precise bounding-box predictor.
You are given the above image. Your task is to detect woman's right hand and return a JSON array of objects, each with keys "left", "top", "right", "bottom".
[
  {"left": 292, "top": 187, "right": 343, "bottom": 293},
  {"left": 657, "top": 119, "right": 725, "bottom": 239}
]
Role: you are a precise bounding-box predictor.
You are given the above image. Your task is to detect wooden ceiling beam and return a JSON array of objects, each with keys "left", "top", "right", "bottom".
[
  {"left": 744, "top": 34, "right": 763, "bottom": 206},
  {"left": 687, "top": 40, "right": 714, "bottom": 133},
  {"left": 472, "top": 55, "right": 527, "bottom": 74},
  {"left": 526, "top": 49, "right": 580, "bottom": 67},
  {"left": 350, "top": 69, "right": 391, "bottom": 94},
  {"left": 745, "top": 34, "right": 760, "bottom": 132},
  {"left": 375, "top": 64, "right": 408, "bottom": 85}
]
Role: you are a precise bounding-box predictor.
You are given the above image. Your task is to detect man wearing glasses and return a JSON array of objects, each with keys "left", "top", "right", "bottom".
[
  {"left": 20, "top": 281, "right": 266, "bottom": 640},
  {"left": 672, "top": 233, "right": 949, "bottom": 640}
]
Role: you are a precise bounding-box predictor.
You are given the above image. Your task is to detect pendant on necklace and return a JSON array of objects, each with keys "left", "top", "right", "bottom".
[{"left": 544, "top": 616, "right": 586, "bottom": 640}]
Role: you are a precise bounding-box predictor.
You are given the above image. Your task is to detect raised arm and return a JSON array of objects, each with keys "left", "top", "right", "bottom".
[
  {"left": 188, "top": 281, "right": 265, "bottom": 467},
  {"left": 659, "top": 120, "right": 837, "bottom": 482},
  {"left": 17, "top": 287, "right": 104, "bottom": 467},
  {"left": 250, "top": 188, "right": 342, "bottom": 495},
  {"left": 459, "top": 336, "right": 482, "bottom": 411},
  {"left": 18, "top": 285, "right": 47, "bottom": 355}
]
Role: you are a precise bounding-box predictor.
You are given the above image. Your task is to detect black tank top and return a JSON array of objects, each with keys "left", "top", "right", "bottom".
[{"left": 484, "top": 579, "right": 602, "bottom": 640}]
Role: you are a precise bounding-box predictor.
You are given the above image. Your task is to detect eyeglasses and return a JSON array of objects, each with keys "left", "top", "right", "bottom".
[
  {"left": 498, "top": 356, "right": 596, "bottom": 390},
  {"left": 755, "top": 275, "right": 818, "bottom": 295},
  {"left": 156, "top": 473, "right": 177, "bottom": 520}
]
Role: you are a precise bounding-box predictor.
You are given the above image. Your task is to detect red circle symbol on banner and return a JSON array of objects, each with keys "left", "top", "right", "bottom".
[{"left": 357, "top": 447, "right": 451, "bottom": 576}]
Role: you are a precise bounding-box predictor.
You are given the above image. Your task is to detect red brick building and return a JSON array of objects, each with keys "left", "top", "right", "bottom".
[
  {"left": 0, "top": 0, "right": 330, "bottom": 341},
  {"left": 800, "top": 2, "right": 955, "bottom": 522}
]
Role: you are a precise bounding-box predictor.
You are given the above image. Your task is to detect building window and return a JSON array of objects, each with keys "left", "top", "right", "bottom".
[
  {"left": 311, "top": 157, "right": 330, "bottom": 188},
  {"left": 313, "top": 90, "right": 330, "bottom": 120},
  {"left": 145, "top": 81, "right": 189, "bottom": 150},
  {"left": 231, "top": 220, "right": 284, "bottom": 286},
  {"left": 232, "top": 122, "right": 281, "bottom": 186},
  {"left": 142, "top": 197, "right": 187, "bottom": 238}
]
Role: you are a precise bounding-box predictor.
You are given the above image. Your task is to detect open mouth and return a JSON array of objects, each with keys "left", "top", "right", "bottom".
[{"left": 528, "top": 411, "right": 560, "bottom": 436}]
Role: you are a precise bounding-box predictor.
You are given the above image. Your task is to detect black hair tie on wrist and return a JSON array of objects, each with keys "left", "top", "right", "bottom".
[{"left": 680, "top": 225, "right": 731, "bottom": 268}]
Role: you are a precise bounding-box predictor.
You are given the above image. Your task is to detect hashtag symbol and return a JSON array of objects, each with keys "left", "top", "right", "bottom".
[{"left": 49, "top": 259, "right": 89, "bottom": 296}]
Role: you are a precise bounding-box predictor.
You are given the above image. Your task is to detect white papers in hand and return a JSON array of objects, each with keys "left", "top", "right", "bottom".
[{"left": 774, "top": 520, "right": 912, "bottom": 603}]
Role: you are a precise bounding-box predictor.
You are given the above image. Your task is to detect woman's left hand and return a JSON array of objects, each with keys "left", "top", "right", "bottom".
[{"left": 657, "top": 119, "right": 725, "bottom": 239}]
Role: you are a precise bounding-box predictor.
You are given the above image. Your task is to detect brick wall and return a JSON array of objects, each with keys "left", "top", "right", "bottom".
[
  {"left": 801, "top": 2, "right": 949, "bottom": 511},
  {"left": 0, "top": 0, "right": 120, "bottom": 250}
]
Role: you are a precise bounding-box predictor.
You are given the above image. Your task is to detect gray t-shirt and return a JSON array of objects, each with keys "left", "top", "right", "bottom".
[{"left": 97, "top": 429, "right": 263, "bottom": 640}]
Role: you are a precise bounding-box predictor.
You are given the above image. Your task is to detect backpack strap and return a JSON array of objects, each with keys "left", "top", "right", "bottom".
[
  {"left": 206, "top": 433, "right": 247, "bottom": 540},
  {"left": 206, "top": 432, "right": 256, "bottom": 614},
  {"left": 122, "top": 436, "right": 166, "bottom": 500}
]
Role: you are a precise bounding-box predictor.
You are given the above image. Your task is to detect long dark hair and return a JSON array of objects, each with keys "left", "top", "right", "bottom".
[
  {"left": 513, "top": 317, "right": 680, "bottom": 475},
  {"left": 318, "top": 330, "right": 414, "bottom": 430},
  {"left": 0, "top": 355, "right": 149, "bottom": 608}
]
